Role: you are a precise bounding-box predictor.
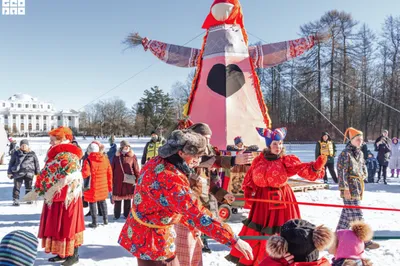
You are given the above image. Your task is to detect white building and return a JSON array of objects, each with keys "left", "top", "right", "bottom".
[{"left": 0, "top": 94, "right": 79, "bottom": 134}]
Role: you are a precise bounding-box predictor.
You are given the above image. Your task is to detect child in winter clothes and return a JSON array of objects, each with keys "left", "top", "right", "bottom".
[
  {"left": 260, "top": 219, "right": 334, "bottom": 266},
  {"left": 365, "top": 151, "right": 378, "bottom": 183},
  {"left": 328, "top": 221, "right": 373, "bottom": 266},
  {"left": 7, "top": 139, "right": 40, "bottom": 206}
]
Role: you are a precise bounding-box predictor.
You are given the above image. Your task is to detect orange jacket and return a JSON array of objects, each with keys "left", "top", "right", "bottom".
[{"left": 82, "top": 152, "right": 113, "bottom": 203}]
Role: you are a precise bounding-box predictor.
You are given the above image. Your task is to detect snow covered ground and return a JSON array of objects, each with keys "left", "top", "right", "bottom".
[{"left": 0, "top": 137, "right": 399, "bottom": 266}]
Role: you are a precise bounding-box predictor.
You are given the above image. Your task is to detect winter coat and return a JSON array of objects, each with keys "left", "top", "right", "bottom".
[
  {"left": 315, "top": 140, "right": 336, "bottom": 164},
  {"left": 82, "top": 152, "right": 113, "bottom": 203},
  {"left": 8, "top": 142, "right": 17, "bottom": 155},
  {"left": 141, "top": 137, "right": 166, "bottom": 165},
  {"left": 337, "top": 144, "right": 367, "bottom": 200},
  {"left": 107, "top": 143, "right": 117, "bottom": 164},
  {"left": 376, "top": 142, "right": 391, "bottom": 166},
  {"left": 260, "top": 257, "right": 331, "bottom": 266},
  {"left": 389, "top": 140, "right": 400, "bottom": 169},
  {"left": 8, "top": 149, "right": 40, "bottom": 179},
  {"left": 366, "top": 157, "right": 379, "bottom": 171},
  {"left": 118, "top": 156, "right": 237, "bottom": 261},
  {"left": 111, "top": 150, "right": 140, "bottom": 200},
  {"left": 361, "top": 143, "right": 368, "bottom": 161}
]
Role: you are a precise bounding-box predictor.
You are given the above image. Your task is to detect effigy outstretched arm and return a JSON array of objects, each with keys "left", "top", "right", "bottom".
[
  {"left": 141, "top": 37, "right": 201, "bottom": 68},
  {"left": 249, "top": 36, "right": 316, "bottom": 68}
]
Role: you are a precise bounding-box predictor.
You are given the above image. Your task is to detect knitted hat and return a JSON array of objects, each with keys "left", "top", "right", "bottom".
[
  {"left": 234, "top": 136, "right": 243, "bottom": 145},
  {"left": 120, "top": 140, "right": 130, "bottom": 148},
  {"left": 20, "top": 139, "right": 29, "bottom": 147},
  {"left": 322, "top": 132, "right": 329, "bottom": 137},
  {"left": 158, "top": 130, "right": 207, "bottom": 158},
  {"left": 256, "top": 127, "right": 287, "bottom": 147},
  {"left": 0, "top": 230, "right": 38, "bottom": 266},
  {"left": 343, "top": 127, "right": 363, "bottom": 143},
  {"left": 392, "top": 137, "right": 398, "bottom": 144},
  {"left": 88, "top": 142, "right": 100, "bottom": 153},
  {"left": 188, "top": 123, "right": 213, "bottom": 136},
  {"left": 335, "top": 221, "right": 373, "bottom": 261},
  {"left": 150, "top": 131, "right": 157, "bottom": 135},
  {"left": 267, "top": 219, "right": 333, "bottom": 263}
]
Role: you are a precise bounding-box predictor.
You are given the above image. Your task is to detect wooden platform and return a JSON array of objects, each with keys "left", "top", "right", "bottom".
[{"left": 288, "top": 178, "right": 329, "bottom": 192}]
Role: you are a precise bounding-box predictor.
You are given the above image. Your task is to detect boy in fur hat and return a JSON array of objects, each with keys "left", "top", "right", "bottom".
[
  {"left": 328, "top": 221, "right": 374, "bottom": 266},
  {"left": 260, "top": 219, "right": 334, "bottom": 266}
]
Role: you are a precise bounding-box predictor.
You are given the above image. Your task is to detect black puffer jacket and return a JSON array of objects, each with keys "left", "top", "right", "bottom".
[{"left": 8, "top": 150, "right": 40, "bottom": 179}]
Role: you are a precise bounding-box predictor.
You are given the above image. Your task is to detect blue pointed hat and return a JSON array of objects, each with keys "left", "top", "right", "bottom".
[{"left": 256, "top": 127, "right": 287, "bottom": 147}]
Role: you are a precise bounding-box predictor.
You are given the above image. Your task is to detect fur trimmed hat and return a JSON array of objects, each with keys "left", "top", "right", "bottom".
[
  {"left": 188, "top": 123, "right": 212, "bottom": 136},
  {"left": 158, "top": 130, "right": 207, "bottom": 158},
  {"left": 335, "top": 221, "right": 373, "bottom": 261},
  {"left": 267, "top": 219, "right": 333, "bottom": 262}
]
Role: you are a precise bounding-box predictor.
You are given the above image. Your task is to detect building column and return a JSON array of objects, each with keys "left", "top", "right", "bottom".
[
  {"left": 16, "top": 115, "right": 21, "bottom": 133},
  {"left": 24, "top": 115, "right": 29, "bottom": 134},
  {"left": 39, "top": 115, "right": 44, "bottom": 131}
]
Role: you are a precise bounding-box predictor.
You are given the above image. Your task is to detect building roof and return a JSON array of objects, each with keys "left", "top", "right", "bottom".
[{"left": 7, "top": 94, "right": 38, "bottom": 102}]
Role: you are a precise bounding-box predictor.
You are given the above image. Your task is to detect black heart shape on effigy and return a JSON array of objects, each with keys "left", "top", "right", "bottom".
[{"left": 207, "top": 64, "right": 245, "bottom": 98}]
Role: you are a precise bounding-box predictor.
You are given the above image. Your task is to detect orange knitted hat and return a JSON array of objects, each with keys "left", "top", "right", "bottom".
[{"left": 343, "top": 127, "right": 363, "bottom": 143}]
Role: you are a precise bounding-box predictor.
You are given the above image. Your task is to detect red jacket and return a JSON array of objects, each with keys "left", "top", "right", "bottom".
[
  {"left": 82, "top": 152, "right": 113, "bottom": 203},
  {"left": 260, "top": 257, "right": 331, "bottom": 266}
]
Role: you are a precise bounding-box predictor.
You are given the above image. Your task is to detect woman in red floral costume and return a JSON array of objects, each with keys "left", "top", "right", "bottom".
[
  {"left": 24, "top": 126, "right": 84, "bottom": 266},
  {"left": 226, "top": 127, "right": 327, "bottom": 266},
  {"left": 118, "top": 129, "right": 253, "bottom": 266}
]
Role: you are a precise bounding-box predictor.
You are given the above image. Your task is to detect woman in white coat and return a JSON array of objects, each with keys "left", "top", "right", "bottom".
[{"left": 389, "top": 137, "right": 400, "bottom": 178}]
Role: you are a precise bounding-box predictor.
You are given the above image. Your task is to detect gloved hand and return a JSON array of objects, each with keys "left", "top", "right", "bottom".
[
  {"left": 314, "top": 155, "right": 328, "bottom": 170},
  {"left": 109, "top": 192, "right": 114, "bottom": 204}
]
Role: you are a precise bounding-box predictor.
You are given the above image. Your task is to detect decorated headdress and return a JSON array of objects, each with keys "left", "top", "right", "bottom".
[
  {"left": 256, "top": 127, "right": 287, "bottom": 147},
  {"left": 202, "top": 0, "right": 244, "bottom": 29},
  {"left": 234, "top": 136, "right": 243, "bottom": 145},
  {"left": 343, "top": 127, "right": 363, "bottom": 144},
  {"left": 49, "top": 126, "right": 74, "bottom": 142}
]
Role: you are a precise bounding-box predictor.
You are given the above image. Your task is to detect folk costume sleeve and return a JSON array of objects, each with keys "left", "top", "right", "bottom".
[
  {"left": 141, "top": 38, "right": 201, "bottom": 68},
  {"left": 283, "top": 154, "right": 326, "bottom": 181},
  {"left": 337, "top": 151, "right": 350, "bottom": 191},
  {"left": 249, "top": 36, "right": 315, "bottom": 68},
  {"left": 156, "top": 170, "right": 238, "bottom": 247}
]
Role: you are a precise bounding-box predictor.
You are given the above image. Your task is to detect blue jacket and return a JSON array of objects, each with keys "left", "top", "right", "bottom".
[{"left": 366, "top": 157, "right": 379, "bottom": 171}]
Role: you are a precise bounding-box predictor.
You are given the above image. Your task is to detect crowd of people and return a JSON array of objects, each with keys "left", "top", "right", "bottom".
[{"left": 0, "top": 124, "right": 393, "bottom": 266}]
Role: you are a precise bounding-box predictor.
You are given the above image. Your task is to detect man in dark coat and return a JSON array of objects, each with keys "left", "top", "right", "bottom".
[{"left": 7, "top": 139, "right": 40, "bottom": 206}]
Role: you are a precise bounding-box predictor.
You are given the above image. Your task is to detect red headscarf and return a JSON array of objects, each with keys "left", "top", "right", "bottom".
[{"left": 202, "top": 0, "right": 244, "bottom": 29}]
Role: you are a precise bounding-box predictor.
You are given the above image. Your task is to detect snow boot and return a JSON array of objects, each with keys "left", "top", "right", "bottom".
[
  {"left": 366, "top": 241, "right": 380, "bottom": 250},
  {"left": 202, "top": 238, "right": 212, "bottom": 253},
  {"left": 12, "top": 199, "right": 19, "bottom": 206},
  {"left": 61, "top": 248, "right": 79, "bottom": 266},
  {"left": 88, "top": 203, "right": 97, "bottom": 228},
  {"left": 48, "top": 255, "right": 65, "bottom": 262}
]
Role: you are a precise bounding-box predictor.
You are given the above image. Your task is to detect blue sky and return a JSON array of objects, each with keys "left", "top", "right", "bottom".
[{"left": 1, "top": 0, "right": 399, "bottom": 111}]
